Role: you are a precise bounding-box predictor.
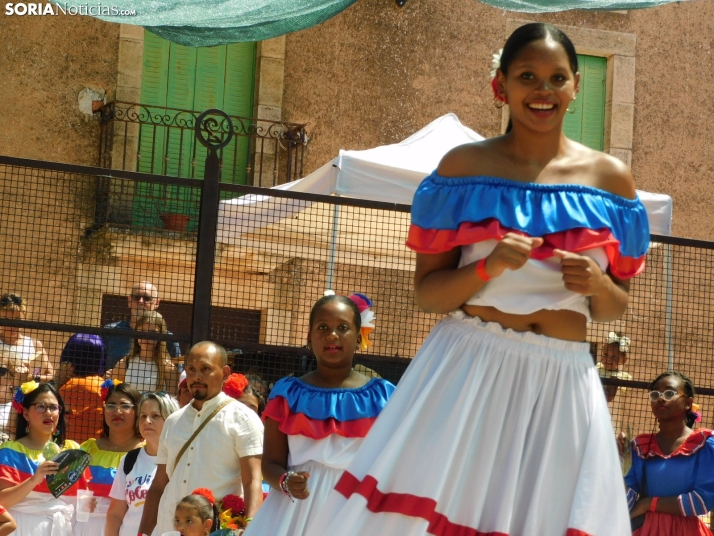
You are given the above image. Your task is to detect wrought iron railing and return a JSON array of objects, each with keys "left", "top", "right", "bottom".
[{"left": 97, "top": 102, "right": 309, "bottom": 230}]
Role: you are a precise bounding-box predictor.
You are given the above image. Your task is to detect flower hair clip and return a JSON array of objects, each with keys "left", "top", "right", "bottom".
[
  {"left": 12, "top": 380, "right": 40, "bottom": 412},
  {"left": 192, "top": 487, "right": 216, "bottom": 504},
  {"left": 223, "top": 373, "right": 249, "bottom": 399},
  {"left": 100, "top": 378, "right": 122, "bottom": 402},
  {"left": 691, "top": 403, "right": 702, "bottom": 423},
  {"left": 490, "top": 48, "right": 507, "bottom": 104},
  {"left": 607, "top": 332, "right": 631, "bottom": 353},
  {"left": 349, "top": 293, "right": 376, "bottom": 351}
]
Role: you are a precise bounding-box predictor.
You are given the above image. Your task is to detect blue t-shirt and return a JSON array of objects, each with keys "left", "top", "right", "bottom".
[{"left": 101, "top": 320, "right": 182, "bottom": 372}]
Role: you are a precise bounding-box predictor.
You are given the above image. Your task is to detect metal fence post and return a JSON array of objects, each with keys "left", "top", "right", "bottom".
[{"left": 191, "top": 109, "right": 234, "bottom": 346}]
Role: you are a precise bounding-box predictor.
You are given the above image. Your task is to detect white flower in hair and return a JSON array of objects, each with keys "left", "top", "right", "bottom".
[
  {"left": 607, "top": 331, "right": 631, "bottom": 353},
  {"left": 490, "top": 48, "right": 503, "bottom": 78}
]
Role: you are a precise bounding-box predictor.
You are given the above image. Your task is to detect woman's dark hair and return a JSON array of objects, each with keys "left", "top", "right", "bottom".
[
  {"left": 242, "top": 383, "right": 266, "bottom": 416},
  {"left": 309, "top": 295, "right": 361, "bottom": 332},
  {"left": 102, "top": 382, "right": 142, "bottom": 438},
  {"left": 177, "top": 493, "right": 219, "bottom": 531},
  {"left": 499, "top": 22, "right": 578, "bottom": 77},
  {"left": 16, "top": 382, "right": 67, "bottom": 448},
  {"left": 60, "top": 333, "right": 105, "bottom": 377},
  {"left": 649, "top": 371, "right": 697, "bottom": 428},
  {"left": 498, "top": 23, "right": 578, "bottom": 133}
]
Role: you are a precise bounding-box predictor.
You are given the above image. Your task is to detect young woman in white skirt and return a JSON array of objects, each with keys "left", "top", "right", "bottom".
[
  {"left": 307, "top": 22, "right": 649, "bottom": 536},
  {"left": 243, "top": 294, "right": 394, "bottom": 536}
]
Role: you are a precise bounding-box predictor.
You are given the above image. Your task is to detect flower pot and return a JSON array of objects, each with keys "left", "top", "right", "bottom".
[{"left": 160, "top": 213, "right": 190, "bottom": 232}]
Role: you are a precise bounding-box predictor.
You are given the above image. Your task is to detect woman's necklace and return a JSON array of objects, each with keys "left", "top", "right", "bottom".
[{"left": 106, "top": 435, "right": 137, "bottom": 451}]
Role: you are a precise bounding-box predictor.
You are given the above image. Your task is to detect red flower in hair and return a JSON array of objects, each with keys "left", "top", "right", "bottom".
[
  {"left": 221, "top": 494, "right": 245, "bottom": 515},
  {"left": 192, "top": 488, "right": 215, "bottom": 505},
  {"left": 223, "top": 373, "right": 249, "bottom": 399}
]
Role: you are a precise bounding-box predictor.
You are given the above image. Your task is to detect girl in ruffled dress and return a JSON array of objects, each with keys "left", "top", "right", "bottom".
[
  {"left": 626, "top": 372, "right": 714, "bottom": 536},
  {"left": 308, "top": 22, "right": 649, "bottom": 536},
  {"left": 243, "top": 294, "right": 394, "bottom": 536}
]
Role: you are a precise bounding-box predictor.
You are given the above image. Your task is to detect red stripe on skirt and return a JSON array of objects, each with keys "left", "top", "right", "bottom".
[{"left": 335, "top": 472, "right": 594, "bottom": 536}]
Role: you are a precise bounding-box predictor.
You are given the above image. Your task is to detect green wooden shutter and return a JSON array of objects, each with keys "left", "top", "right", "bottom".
[
  {"left": 222, "top": 43, "right": 257, "bottom": 186},
  {"left": 137, "top": 35, "right": 256, "bottom": 230},
  {"left": 563, "top": 54, "right": 607, "bottom": 151}
]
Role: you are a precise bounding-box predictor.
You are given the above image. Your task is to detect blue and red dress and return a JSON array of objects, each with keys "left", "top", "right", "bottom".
[
  {"left": 307, "top": 173, "right": 650, "bottom": 536},
  {"left": 243, "top": 376, "right": 394, "bottom": 536},
  {"left": 625, "top": 430, "right": 714, "bottom": 536}
]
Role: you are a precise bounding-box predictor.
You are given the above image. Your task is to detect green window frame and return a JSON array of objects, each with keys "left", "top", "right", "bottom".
[
  {"left": 563, "top": 54, "right": 607, "bottom": 151},
  {"left": 135, "top": 32, "right": 256, "bottom": 230}
]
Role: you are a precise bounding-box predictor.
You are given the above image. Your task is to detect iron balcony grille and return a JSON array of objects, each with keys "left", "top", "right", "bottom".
[{"left": 97, "top": 101, "right": 308, "bottom": 231}]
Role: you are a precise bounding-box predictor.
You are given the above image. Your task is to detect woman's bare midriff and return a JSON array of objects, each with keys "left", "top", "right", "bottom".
[{"left": 460, "top": 305, "right": 588, "bottom": 342}]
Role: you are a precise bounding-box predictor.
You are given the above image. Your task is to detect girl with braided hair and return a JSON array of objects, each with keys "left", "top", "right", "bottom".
[{"left": 625, "top": 372, "right": 714, "bottom": 536}]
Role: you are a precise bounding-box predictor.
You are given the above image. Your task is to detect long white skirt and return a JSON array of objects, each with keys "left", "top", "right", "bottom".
[
  {"left": 244, "top": 459, "right": 343, "bottom": 536},
  {"left": 7, "top": 491, "right": 74, "bottom": 536},
  {"left": 306, "top": 311, "right": 631, "bottom": 536}
]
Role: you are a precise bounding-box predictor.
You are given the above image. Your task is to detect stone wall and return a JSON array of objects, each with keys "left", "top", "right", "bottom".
[{"left": 282, "top": 0, "right": 714, "bottom": 240}]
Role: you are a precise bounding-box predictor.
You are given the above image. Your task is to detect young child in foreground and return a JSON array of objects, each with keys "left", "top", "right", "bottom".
[{"left": 173, "top": 489, "right": 221, "bottom": 536}]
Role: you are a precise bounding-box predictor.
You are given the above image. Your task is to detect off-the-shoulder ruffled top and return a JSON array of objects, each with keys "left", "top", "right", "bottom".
[
  {"left": 407, "top": 173, "right": 650, "bottom": 317},
  {"left": 263, "top": 376, "right": 395, "bottom": 469}
]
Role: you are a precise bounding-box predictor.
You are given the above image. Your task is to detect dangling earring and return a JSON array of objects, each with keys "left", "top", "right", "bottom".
[
  {"left": 25, "top": 425, "right": 29, "bottom": 434},
  {"left": 54, "top": 427, "right": 61, "bottom": 438},
  {"left": 306, "top": 342, "right": 311, "bottom": 351},
  {"left": 566, "top": 95, "right": 577, "bottom": 113}
]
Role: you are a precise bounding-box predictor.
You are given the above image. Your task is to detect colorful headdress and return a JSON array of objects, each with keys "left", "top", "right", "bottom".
[
  {"left": 349, "top": 293, "right": 376, "bottom": 351},
  {"left": 192, "top": 487, "right": 215, "bottom": 505},
  {"left": 218, "top": 493, "right": 249, "bottom": 530},
  {"left": 223, "top": 373, "right": 249, "bottom": 399},
  {"left": 12, "top": 380, "right": 40, "bottom": 412},
  {"left": 691, "top": 403, "right": 702, "bottom": 423},
  {"left": 100, "top": 378, "right": 122, "bottom": 402},
  {"left": 607, "top": 332, "right": 631, "bottom": 353},
  {"left": 490, "top": 48, "right": 507, "bottom": 104}
]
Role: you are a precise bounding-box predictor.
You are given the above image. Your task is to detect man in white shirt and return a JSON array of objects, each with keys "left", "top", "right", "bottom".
[{"left": 138, "top": 341, "right": 264, "bottom": 535}]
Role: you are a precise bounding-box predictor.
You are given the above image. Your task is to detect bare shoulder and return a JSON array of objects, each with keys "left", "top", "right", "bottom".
[
  {"left": 436, "top": 138, "right": 503, "bottom": 178},
  {"left": 589, "top": 151, "right": 636, "bottom": 200}
]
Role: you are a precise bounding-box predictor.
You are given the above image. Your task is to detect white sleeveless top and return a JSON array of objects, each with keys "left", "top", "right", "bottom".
[
  {"left": 125, "top": 358, "right": 160, "bottom": 393},
  {"left": 0, "top": 336, "right": 38, "bottom": 372},
  {"left": 458, "top": 240, "right": 609, "bottom": 321}
]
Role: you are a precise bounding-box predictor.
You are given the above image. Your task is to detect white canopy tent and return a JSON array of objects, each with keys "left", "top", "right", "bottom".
[
  {"left": 217, "top": 113, "right": 676, "bottom": 368},
  {"left": 218, "top": 113, "right": 672, "bottom": 239}
]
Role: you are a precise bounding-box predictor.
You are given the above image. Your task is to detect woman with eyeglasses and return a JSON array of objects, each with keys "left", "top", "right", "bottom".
[
  {"left": 107, "top": 311, "right": 179, "bottom": 395},
  {"left": 625, "top": 371, "right": 714, "bottom": 536},
  {"left": 106, "top": 392, "right": 179, "bottom": 536},
  {"left": 0, "top": 293, "right": 53, "bottom": 383},
  {"left": 0, "top": 381, "right": 87, "bottom": 536},
  {"left": 77, "top": 381, "right": 143, "bottom": 536}
]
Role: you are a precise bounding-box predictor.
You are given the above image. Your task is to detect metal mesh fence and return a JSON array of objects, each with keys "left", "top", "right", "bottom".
[{"left": 0, "top": 155, "right": 713, "bottom": 465}]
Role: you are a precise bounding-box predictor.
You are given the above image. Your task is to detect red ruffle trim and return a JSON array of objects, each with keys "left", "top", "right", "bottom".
[
  {"left": 335, "top": 471, "right": 593, "bottom": 536},
  {"left": 406, "top": 220, "right": 645, "bottom": 279},
  {"left": 263, "top": 397, "right": 375, "bottom": 439},
  {"left": 633, "top": 429, "right": 713, "bottom": 460}
]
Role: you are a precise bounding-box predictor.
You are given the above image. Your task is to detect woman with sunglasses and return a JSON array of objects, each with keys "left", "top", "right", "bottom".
[
  {"left": 0, "top": 293, "right": 53, "bottom": 382},
  {"left": 0, "top": 381, "right": 86, "bottom": 536},
  {"left": 107, "top": 311, "right": 179, "bottom": 395},
  {"left": 106, "top": 392, "right": 178, "bottom": 536},
  {"left": 76, "top": 381, "right": 143, "bottom": 536},
  {"left": 625, "top": 371, "right": 714, "bottom": 536}
]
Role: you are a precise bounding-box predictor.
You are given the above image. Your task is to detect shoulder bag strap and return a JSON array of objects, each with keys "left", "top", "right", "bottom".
[{"left": 174, "top": 399, "right": 234, "bottom": 467}]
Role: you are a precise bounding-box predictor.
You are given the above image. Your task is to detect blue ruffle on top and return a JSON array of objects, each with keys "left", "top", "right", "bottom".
[
  {"left": 409, "top": 173, "right": 650, "bottom": 259},
  {"left": 267, "top": 376, "right": 395, "bottom": 421}
]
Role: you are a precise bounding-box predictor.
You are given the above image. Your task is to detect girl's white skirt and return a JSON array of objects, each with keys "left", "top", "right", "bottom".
[
  {"left": 244, "top": 459, "right": 344, "bottom": 536},
  {"left": 306, "top": 311, "right": 631, "bottom": 536}
]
